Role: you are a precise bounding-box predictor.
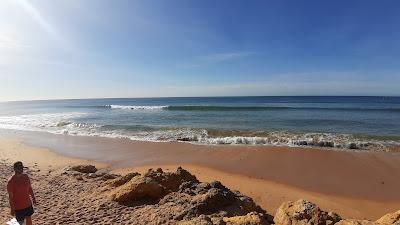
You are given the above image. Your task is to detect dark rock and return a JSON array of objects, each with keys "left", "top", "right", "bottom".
[
  {"left": 69, "top": 165, "right": 97, "bottom": 173},
  {"left": 348, "top": 143, "right": 359, "bottom": 149}
]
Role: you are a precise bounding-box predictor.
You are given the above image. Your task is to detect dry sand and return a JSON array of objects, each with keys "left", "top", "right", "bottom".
[{"left": 0, "top": 136, "right": 399, "bottom": 223}]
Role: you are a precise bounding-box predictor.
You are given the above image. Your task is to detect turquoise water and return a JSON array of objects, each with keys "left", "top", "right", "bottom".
[{"left": 1, "top": 96, "right": 399, "bottom": 150}]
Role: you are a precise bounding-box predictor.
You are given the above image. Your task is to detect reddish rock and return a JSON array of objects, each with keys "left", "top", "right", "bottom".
[{"left": 274, "top": 199, "right": 341, "bottom": 225}]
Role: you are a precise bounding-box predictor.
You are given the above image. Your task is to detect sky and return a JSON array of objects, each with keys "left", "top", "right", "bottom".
[{"left": 0, "top": 0, "right": 400, "bottom": 101}]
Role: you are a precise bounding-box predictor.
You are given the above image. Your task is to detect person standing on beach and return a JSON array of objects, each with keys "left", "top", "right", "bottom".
[{"left": 7, "top": 161, "right": 36, "bottom": 225}]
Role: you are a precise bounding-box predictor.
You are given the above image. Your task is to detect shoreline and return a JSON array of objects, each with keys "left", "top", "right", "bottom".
[
  {"left": 4, "top": 130, "right": 400, "bottom": 199},
  {"left": 1, "top": 130, "right": 400, "bottom": 220}
]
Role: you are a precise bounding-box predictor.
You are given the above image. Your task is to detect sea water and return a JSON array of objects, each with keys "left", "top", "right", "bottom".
[{"left": 1, "top": 96, "right": 399, "bottom": 151}]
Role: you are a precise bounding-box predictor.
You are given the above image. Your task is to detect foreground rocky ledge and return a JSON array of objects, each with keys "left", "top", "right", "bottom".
[
  {"left": 68, "top": 164, "right": 399, "bottom": 225},
  {"left": 1, "top": 162, "right": 399, "bottom": 224}
]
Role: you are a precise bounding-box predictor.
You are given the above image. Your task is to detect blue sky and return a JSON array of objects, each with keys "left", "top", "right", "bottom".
[{"left": 1, "top": 0, "right": 400, "bottom": 101}]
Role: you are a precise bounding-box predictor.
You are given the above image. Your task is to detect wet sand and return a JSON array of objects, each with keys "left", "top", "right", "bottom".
[{"left": 1, "top": 130, "right": 400, "bottom": 220}]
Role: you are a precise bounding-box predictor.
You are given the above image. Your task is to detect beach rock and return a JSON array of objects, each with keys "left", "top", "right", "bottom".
[
  {"left": 145, "top": 167, "right": 199, "bottom": 192},
  {"left": 108, "top": 167, "right": 271, "bottom": 223},
  {"left": 177, "top": 137, "right": 193, "bottom": 142},
  {"left": 348, "top": 143, "right": 359, "bottom": 149},
  {"left": 110, "top": 167, "right": 198, "bottom": 205},
  {"left": 376, "top": 210, "right": 400, "bottom": 224},
  {"left": 178, "top": 215, "right": 214, "bottom": 225},
  {"left": 69, "top": 165, "right": 97, "bottom": 173},
  {"left": 336, "top": 219, "right": 377, "bottom": 225},
  {"left": 177, "top": 180, "right": 267, "bottom": 220},
  {"left": 101, "top": 173, "right": 120, "bottom": 181},
  {"left": 223, "top": 212, "right": 270, "bottom": 225},
  {"left": 110, "top": 176, "right": 164, "bottom": 205},
  {"left": 274, "top": 199, "right": 341, "bottom": 225},
  {"left": 318, "top": 141, "right": 335, "bottom": 148},
  {"left": 108, "top": 172, "right": 140, "bottom": 187}
]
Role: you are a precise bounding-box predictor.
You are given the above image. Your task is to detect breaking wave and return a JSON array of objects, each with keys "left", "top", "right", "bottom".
[
  {"left": 68, "top": 105, "right": 400, "bottom": 112},
  {"left": 0, "top": 112, "right": 398, "bottom": 151},
  {"left": 105, "top": 105, "right": 168, "bottom": 110}
]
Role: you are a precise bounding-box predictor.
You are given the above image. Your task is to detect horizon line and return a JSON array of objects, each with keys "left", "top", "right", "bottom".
[{"left": 1, "top": 95, "right": 399, "bottom": 103}]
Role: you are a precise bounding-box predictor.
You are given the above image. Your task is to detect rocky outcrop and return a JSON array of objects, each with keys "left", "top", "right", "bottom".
[
  {"left": 274, "top": 199, "right": 341, "bottom": 225},
  {"left": 62, "top": 166, "right": 400, "bottom": 225},
  {"left": 108, "top": 172, "right": 140, "bottom": 186},
  {"left": 67, "top": 164, "right": 97, "bottom": 173},
  {"left": 108, "top": 167, "right": 271, "bottom": 224},
  {"left": 376, "top": 210, "right": 400, "bottom": 225},
  {"left": 223, "top": 212, "right": 270, "bottom": 225},
  {"left": 110, "top": 176, "right": 165, "bottom": 205},
  {"left": 335, "top": 219, "right": 377, "bottom": 225},
  {"left": 178, "top": 215, "right": 216, "bottom": 225},
  {"left": 109, "top": 167, "right": 198, "bottom": 204},
  {"left": 273, "top": 199, "right": 400, "bottom": 225}
]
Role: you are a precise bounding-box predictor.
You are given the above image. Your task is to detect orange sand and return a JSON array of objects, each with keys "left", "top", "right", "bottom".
[{"left": 1, "top": 137, "right": 400, "bottom": 220}]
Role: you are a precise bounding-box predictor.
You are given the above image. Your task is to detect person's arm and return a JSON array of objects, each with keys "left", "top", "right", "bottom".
[
  {"left": 7, "top": 181, "right": 15, "bottom": 216},
  {"left": 28, "top": 177, "right": 36, "bottom": 205}
]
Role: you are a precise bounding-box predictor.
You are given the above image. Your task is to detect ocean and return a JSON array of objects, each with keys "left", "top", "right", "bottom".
[{"left": 1, "top": 96, "right": 399, "bottom": 151}]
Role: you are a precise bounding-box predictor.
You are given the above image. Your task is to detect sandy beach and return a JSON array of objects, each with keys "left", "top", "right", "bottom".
[
  {"left": 2, "top": 0, "right": 400, "bottom": 223},
  {"left": 1, "top": 132, "right": 400, "bottom": 224}
]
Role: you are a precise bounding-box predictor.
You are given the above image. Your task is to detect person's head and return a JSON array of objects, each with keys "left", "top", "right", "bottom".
[{"left": 13, "top": 161, "right": 24, "bottom": 174}]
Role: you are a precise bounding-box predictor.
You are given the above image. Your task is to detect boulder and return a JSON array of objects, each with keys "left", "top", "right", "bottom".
[
  {"left": 179, "top": 180, "right": 266, "bottom": 219},
  {"left": 274, "top": 199, "right": 341, "bottom": 225},
  {"left": 144, "top": 167, "right": 199, "bottom": 192},
  {"left": 376, "top": 210, "right": 400, "bottom": 224},
  {"left": 224, "top": 212, "right": 270, "bottom": 225},
  {"left": 178, "top": 215, "right": 214, "bottom": 225},
  {"left": 110, "top": 167, "right": 198, "bottom": 206},
  {"left": 108, "top": 167, "right": 271, "bottom": 223},
  {"left": 110, "top": 176, "right": 164, "bottom": 205},
  {"left": 336, "top": 219, "right": 377, "bottom": 225},
  {"left": 69, "top": 165, "right": 97, "bottom": 173}
]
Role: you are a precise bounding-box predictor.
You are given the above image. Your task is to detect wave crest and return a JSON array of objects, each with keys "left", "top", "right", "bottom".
[
  {"left": 0, "top": 113, "right": 398, "bottom": 151},
  {"left": 105, "top": 105, "right": 168, "bottom": 110},
  {"left": 93, "top": 105, "right": 400, "bottom": 112}
]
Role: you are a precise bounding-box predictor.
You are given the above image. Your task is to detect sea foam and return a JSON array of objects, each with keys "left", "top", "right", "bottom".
[
  {"left": 105, "top": 105, "right": 168, "bottom": 110},
  {"left": 0, "top": 112, "right": 396, "bottom": 151}
]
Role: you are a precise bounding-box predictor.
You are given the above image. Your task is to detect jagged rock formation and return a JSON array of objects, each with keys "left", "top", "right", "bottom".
[
  {"left": 55, "top": 164, "right": 400, "bottom": 225},
  {"left": 274, "top": 199, "right": 341, "bottom": 225},
  {"left": 223, "top": 212, "right": 270, "bottom": 224},
  {"left": 108, "top": 172, "right": 140, "bottom": 186},
  {"left": 335, "top": 219, "right": 377, "bottom": 225},
  {"left": 326, "top": 209, "right": 400, "bottom": 225},
  {"left": 375, "top": 210, "right": 400, "bottom": 225},
  {"left": 109, "top": 167, "right": 272, "bottom": 224}
]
